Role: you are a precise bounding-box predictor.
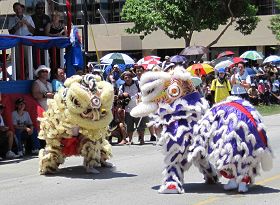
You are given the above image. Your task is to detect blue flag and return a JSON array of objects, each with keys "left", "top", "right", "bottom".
[{"left": 65, "top": 27, "right": 84, "bottom": 77}]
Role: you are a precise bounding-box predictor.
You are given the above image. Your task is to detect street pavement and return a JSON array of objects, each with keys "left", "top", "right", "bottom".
[{"left": 0, "top": 114, "right": 280, "bottom": 205}]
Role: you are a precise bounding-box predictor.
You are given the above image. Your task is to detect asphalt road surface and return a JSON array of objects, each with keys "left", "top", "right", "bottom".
[{"left": 0, "top": 114, "right": 280, "bottom": 205}]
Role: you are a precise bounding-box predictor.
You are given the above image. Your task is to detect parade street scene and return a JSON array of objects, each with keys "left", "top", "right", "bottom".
[
  {"left": 0, "top": 114, "right": 279, "bottom": 205},
  {"left": 0, "top": 0, "right": 280, "bottom": 205}
]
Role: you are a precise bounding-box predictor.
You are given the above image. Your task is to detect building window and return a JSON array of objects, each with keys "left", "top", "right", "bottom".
[{"left": 255, "top": 0, "right": 280, "bottom": 15}]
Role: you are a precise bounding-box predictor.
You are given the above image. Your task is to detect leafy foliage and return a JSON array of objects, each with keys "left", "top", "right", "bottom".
[
  {"left": 121, "top": 0, "right": 259, "bottom": 47},
  {"left": 269, "top": 0, "right": 280, "bottom": 41}
]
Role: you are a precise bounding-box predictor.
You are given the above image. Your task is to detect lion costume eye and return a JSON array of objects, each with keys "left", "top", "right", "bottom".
[
  {"left": 91, "top": 95, "right": 101, "bottom": 108},
  {"left": 83, "top": 74, "right": 94, "bottom": 85},
  {"left": 81, "top": 74, "right": 97, "bottom": 93},
  {"left": 88, "top": 79, "right": 96, "bottom": 92},
  {"left": 62, "top": 88, "right": 68, "bottom": 99},
  {"left": 167, "top": 85, "right": 181, "bottom": 98}
]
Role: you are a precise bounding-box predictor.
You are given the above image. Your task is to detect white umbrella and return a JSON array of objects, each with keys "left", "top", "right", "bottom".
[
  {"left": 214, "top": 60, "right": 233, "bottom": 70},
  {"left": 100, "top": 53, "right": 135, "bottom": 65},
  {"left": 263, "top": 55, "right": 280, "bottom": 64}
]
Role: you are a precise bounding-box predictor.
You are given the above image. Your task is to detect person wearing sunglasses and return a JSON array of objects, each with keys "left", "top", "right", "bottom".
[
  {"left": 32, "top": 65, "right": 54, "bottom": 111},
  {"left": 31, "top": 1, "right": 51, "bottom": 36}
]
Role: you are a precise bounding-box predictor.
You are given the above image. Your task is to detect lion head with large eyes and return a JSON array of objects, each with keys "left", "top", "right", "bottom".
[
  {"left": 39, "top": 74, "right": 114, "bottom": 141},
  {"left": 131, "top": 66, "right": 202, "bottom": 118},
  {"left": 61, "top": 74, "right": 114, "bottom": 129}
]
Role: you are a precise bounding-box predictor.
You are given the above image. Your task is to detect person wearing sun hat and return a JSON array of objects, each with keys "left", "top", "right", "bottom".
[
  {"left": 210, "top": 67, "right": 231, "bottom": 103},
  {"left": 32, "top": 65, "right": 54, "bottom": 111}
]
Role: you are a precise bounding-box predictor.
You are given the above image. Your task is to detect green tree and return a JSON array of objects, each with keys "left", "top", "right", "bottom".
[
  {"left": 269, "top": 0, "right": 280, "bottom": 41},
  {"left": 121, "top": 0, "right": 259, "bottom": 47}
]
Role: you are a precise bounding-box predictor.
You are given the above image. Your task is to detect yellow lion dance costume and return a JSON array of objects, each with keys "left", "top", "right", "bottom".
[{"left": 38, "top": 74, "right": 114, "bottom": 175}]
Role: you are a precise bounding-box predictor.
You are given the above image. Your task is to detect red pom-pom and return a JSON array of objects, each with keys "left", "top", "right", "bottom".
[
  {"left": 167, "top": 184, "right": 177, "bottom": 190},
  {"left": 61, "top": 137, "right": 80, "bottom": 156}
]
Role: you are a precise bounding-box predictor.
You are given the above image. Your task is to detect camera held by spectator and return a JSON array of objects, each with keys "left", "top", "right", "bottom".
[{"left": 117, "top": 93, "right": 131, "bottom": 108}]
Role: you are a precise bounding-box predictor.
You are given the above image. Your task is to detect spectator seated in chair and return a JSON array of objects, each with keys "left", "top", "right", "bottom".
[
  {"left": 0, "top": 103, "right": 19, "bottom": 159},
  {"left": 248, "top": 83, "right": 259, "bottom": 106}
]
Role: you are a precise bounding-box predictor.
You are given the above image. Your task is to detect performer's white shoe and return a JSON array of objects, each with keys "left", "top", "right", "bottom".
[
  {"left": 238, "top": 182, "right": 248, "bottom": 193},
  {"left": 224, "top": 179, "right": 238, "bottom": 190},
  {"left": 101, "top": 161, "right": 114, "bottom": 168},
  {"left": 86, "top": 167, "right": 100, "bottom": 174},
  {"left": 158, "top": 183, "right": 184, "bottom": 194}
]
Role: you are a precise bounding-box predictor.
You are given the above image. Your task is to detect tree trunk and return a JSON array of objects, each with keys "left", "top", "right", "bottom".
[
  {"left": 183, "top": 32, "right": 193, "bottom": 47},
  {"left": 207, "top": 0, "right": 234, "bottom": 48}
]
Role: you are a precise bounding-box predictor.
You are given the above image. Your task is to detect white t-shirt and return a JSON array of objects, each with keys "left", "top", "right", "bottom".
[
  {"left": 272, "top": 80, "right": 279, "bottom": 93},
  {"left": 118, "top": 81, "right": 140, "bottom": 113},
  {"left": 12, "top": 111, "right": 33, "bottom": 127},
  {"left": 8, "top": 14, "right": 35, "bottom": 36},
  {"left": 0, "top": 115, "right": 5, "bottom": 126},
  {"left": 231, "top": 71, "right": 251, "bottom": 95}
]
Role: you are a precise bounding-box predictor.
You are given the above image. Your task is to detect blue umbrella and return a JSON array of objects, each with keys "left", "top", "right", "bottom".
[
  {"left": 170, "top": 55, "right": 187, "bottom": 63},
  {"left": 246, "top": 67, "right": 257, "bottom": 76}
]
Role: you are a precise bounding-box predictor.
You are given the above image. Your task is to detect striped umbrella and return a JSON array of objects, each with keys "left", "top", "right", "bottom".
[
  {"left": 101, "top": 53, "right": 135, "bottom": 65},
  {"left": 187, "top": 63, "right": 214, "bottom": 76},
  {"left": 140, "top": 59, "right": 162, "bottom": 70},
  {"left": 240, "top": 50, "right": 264, "bottom": 60},
  {"left": 137, "top": 55, "right": 161, "bottom": 64}
]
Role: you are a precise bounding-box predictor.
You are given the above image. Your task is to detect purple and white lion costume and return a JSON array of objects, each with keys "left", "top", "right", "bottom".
[{"left": 131, "top": 66, "right": 273, "bottom": 194}]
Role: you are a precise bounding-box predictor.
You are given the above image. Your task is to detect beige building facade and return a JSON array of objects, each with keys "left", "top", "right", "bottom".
[
  {"left": 87, "top": 15, "right": 279, "bottom": 60},
  {"left": 0, "top": 1, "right": 279, "bottom": 60}
]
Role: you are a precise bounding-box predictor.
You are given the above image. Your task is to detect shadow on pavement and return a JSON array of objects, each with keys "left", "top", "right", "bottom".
[
  {"left": 45, "top": 165, "right": 137, "bottom": 180},
  {"left": 151, "top": 182, "right": 280, "bottom": 195},
  {"left": 0, "top": 155, "right": 38, "bottom": 165},
  {"left": 246, "top": 185, "right": 280, "bottom": 195},
  {"left": 111, "top": 142, "right": 156, "bottom": 146}
]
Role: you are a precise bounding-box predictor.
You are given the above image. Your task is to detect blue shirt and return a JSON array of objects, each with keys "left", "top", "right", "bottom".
[{"left": 52, "top": 79, "right": 64, "bottom": 92}]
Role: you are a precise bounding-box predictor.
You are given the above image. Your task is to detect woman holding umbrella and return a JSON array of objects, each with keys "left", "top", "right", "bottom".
[{"left": 230, "top": 62, "right": 251, "bottom": 100}]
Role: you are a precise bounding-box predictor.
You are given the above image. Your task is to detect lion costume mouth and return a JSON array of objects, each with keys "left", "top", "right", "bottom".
[{"left": 80, "top": 108, "right": 101, "bottom": 121}]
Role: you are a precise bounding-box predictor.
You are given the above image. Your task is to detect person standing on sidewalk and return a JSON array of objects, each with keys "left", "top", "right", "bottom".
[
  {"left": 230, "top": 62, "right": 251, "bottom": 100},
  {"left": 211, "top": 68, "right": 231, "bottom": 103},
  {"left": 118, "top": 71, "right": 145, "bottom": 145}
]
